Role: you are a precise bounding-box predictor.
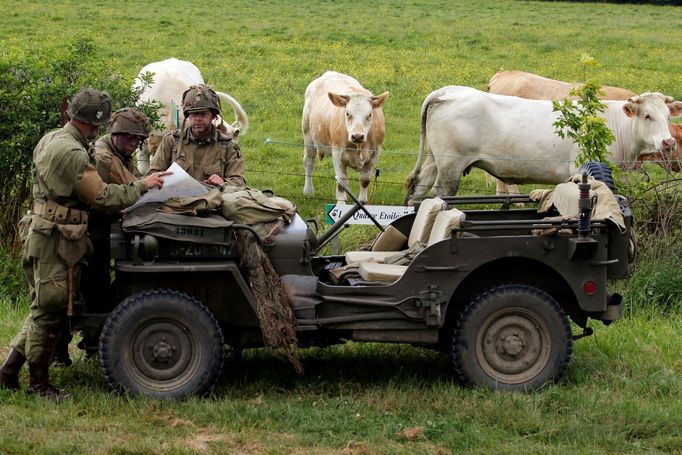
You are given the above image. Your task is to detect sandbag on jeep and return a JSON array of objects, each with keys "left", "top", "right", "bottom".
[{"left": 122, "top": 203, "right": 233, "bottom": 245}]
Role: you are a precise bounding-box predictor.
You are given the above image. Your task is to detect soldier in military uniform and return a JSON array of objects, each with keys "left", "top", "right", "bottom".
[
  {"left": 148, "top": 84, "right": 245, "bottom": 188},
  {"left": 92, "top": 107, "right": 149, "bottom": 184},
  {"left": 0, "top": 89, "right": 168, "bottom": 399},
  {"left": 77, "top": 108, "right": 152, "bottom": 355}
]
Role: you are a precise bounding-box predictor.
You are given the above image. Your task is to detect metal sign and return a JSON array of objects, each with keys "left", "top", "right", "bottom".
[{"left": 325, "top": 204, "right": 414, "bottom": 225}]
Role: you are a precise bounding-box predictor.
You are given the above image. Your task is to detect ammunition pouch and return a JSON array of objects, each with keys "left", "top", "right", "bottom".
[
  {"left": 32, "top": 201, "right": 89, "bottom": 267},
  {"left": 56, "top": 224, "right": 89, "bottom": 268},
  {"left": 33, "top": 200, "right": 88, "bottom": 226}
]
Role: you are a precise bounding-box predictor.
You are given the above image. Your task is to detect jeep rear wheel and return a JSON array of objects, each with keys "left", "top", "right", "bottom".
[
  {"left": 452, "top": 284, "right": 572, "bottom": 391},
  {"left": 99, "top": 289, "right": 224, "bottom": 399}
]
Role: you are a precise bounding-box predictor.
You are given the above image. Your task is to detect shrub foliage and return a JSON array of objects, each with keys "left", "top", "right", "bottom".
[
  {"left": 552, "top": 82, "right": 615, "bottom": 167},
  {"left": 0, "top": 36, "right": 159, "bottom": 247}
]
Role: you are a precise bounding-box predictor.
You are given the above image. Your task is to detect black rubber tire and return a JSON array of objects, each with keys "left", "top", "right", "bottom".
[
  {"left": 99, "top": 289, "right": 224, "bottom": 399},
  {"left": 577, "top": 161, "right": 616, "bottom": 192},
  {"left": 452, "top": 284, "right": 572, "bottom": 391}
]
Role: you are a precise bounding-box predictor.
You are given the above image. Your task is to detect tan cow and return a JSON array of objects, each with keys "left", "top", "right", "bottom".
[
  {"left": 133, "top": 58, "right": 249, "bottom": 174},
  {"left": 487, "top": 70, "right": 680, "bottom": 195},
  {"left": 302, "top": 71, "right": 389, "bottom": 204},
  {"left": 489, "top": 70, "right": 636, "bottom": 101},
  {"left": 637, "top": 123, "right": 682, "bottom": 172}
]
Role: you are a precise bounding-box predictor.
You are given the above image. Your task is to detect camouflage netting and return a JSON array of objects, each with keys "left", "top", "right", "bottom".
[{"left": 234, "top": 219, "right": 302, "bottom": 374}]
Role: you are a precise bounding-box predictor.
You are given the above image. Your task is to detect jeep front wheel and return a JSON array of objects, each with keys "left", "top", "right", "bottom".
[
  {"left": 99, "top": 289, "right": 224, "bottom": 399},
  {"left": 451, "top": 284, "right": 572, "bottom": 391}
]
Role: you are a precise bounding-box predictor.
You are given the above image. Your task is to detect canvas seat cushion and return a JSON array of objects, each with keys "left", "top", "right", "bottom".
[
  {"left": 427, "top": 208, "right": 466, "bottom": 245},
  {"left": 345, "top": 197, "right": 445, "bottom": 265},
  {"left": 406, "top": 197, "right": 446, "bottom": 247},
  {"left": 345, "top": 206, "right": 465, "bottom": 267},
  {"left": 345, "top": 250, "right": 400, "bottom": 264},
  {"left": 370, "top": 225, "right": 407, "bottom": 252},
  {"left": 357, "top": 262, "right": 407, "bottom": 283}
]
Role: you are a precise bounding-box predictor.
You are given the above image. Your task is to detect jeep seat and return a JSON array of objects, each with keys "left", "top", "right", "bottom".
[
  {"left": 356, "top": 207, "right": 466, "bottom": 283},
  {"left": 345, "top": 197, "right": 446, "bottom": 264}
]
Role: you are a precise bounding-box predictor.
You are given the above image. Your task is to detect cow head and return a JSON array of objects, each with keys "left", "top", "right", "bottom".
[
  {"left": 623, "top": 92, "right": 682, "bottom": 154},
  {"left": 328, "top": 91, "right": 389, "bottom": 144}
]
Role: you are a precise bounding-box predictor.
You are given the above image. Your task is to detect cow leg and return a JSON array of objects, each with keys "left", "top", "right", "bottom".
[
  {"left": 332, "top": 147, "right": 348, "bottom": 204},
  {"left": 496, "top": 180, "right": 520, "bottom": 196},
  {"left": 358, "top": 160, "right": 373, "bottom": 203},
  {"left": 413, "top": 155, "right": 439, "bottom": 199},
  {"left": 406, "top": 156, "right": 439, "bottom": 204},
  {"left": 432, "top": 165, "right": 462, "bottom": 198},
  {"left": 495, "top": 178, "right": 507, "bottom": 195},
  {"left": 496, "top": 180, "right": 524, "bottom": 207},
  {"left": 303, "top": 142, "right": 317, "bottom": 197}
]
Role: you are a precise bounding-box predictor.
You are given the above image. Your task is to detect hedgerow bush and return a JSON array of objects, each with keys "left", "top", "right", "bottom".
[
  {"left": 0, "top": 245, "right": 26, "bottom": 307},
  {"left": 619, "top": 174, "right": 682, "bottom": 313},
  {"left": 0, "top": 35, "right": 160, "bottom": 248}
]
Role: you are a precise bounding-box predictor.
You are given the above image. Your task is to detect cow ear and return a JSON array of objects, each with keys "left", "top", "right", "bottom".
[
  {"left": 328, "top": 92, "right": 349, "bottom": 107},
  {"left": 622, "top": 102, "right": 636, "bottom": 118},
  {"left": 667, "top": 101, "right": 682, "bottom": 118},
  {"left": 371, "top": 91, "right": 389, "bottom": 109}
]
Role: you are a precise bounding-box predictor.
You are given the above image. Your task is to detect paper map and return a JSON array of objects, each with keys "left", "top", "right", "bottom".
[{"left": 121, "top": 162, "right": 209, "bottom": 213}]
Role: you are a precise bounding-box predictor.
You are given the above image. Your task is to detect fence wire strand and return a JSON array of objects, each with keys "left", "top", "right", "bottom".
[{"left": 263, "top": 137, "right": 680, "bottom": 167}]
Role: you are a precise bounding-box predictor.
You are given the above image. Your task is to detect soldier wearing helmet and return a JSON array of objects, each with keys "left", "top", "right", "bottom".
[
  {"left": 148, "top": 84, "right": 245, "bottom": 188},
  {"left": 0, "top": 89, "right": 169, "bottom": 399},
  {"left": 76, "top": 107, "right": 152, "bottom": 349},
  {"left": 92, "top": 107, "right": 150, "bottom": 184}
]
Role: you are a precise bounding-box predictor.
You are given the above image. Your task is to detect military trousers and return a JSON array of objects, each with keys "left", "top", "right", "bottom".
[{"left": 10, "top": 216, "right": 84, "bottom": 363}]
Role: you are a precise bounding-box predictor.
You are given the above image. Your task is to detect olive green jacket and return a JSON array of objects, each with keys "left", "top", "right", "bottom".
[
  {"left": 92, "top": 134, "right": 141, "bottom": 185},
  {"left": 32, "top": 123, "right": 147, "bottom": 211},
  {"left": 148, "top": 125, "right": 245, "bottom": 187}
]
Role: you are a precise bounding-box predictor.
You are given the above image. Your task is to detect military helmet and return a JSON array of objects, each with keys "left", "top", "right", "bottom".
[
  {"left": 67, "top": 88, "right": 112, "bottom": 126},
  {"left": 108, "top": 108, "right": 150, "bottom": 138},
  {"left": 181, "top": 84, "right": 221, "bottom": 116}
]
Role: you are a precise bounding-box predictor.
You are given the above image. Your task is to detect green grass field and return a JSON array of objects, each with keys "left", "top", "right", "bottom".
[
  {"left": 3, "top": 0, "right": 681, "bottom": 219},
  {"left": 1, "top": 0, "right": 681, "bottom": 453}
]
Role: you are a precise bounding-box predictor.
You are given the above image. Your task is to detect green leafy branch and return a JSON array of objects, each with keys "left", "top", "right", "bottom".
[{"left": 553, "top": 81, "right": 615, "bottom": 167}]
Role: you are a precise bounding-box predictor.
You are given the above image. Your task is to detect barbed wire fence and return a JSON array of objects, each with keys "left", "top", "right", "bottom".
[{"left": 249, "top": 136, "right": 682, "bottom": 208}]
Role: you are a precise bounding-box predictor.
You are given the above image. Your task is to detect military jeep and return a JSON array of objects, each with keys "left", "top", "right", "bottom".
[{"left": 74, "top": 175, "right": 631, "bottom": 399}]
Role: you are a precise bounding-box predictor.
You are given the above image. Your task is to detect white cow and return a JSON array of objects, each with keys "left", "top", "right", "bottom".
[
  {"left": 487, "top": 70, "right": 682, "bottom": 195},
  {"left": 302, "top": 71, "right": 389, "bottom": 204},
  {"left": 405, "top": 86, "right": 681, "bottom": 203},
  {"left": 133, "top": 58, "right": 249, "bottom": 174}
]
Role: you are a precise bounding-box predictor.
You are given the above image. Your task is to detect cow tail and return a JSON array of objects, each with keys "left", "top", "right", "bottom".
[
  {"left": 404, "top": 96, "right": 432, "bottom": 202},
  {"left": 216, "top": 91, "right": 249, "bottom": 135}
]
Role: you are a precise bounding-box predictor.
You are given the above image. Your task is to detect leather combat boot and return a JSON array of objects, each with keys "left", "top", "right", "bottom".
[
  {"left": 0, "top": 348, "right": 26, "bottom": 391},
  {"left": 27, "top": 332, "right": 64, "bottom": 400}
]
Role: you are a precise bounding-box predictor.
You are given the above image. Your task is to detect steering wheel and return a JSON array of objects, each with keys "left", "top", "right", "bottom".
[{"left": 335, "top": 177, "right": 384, "bottom": 232}]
